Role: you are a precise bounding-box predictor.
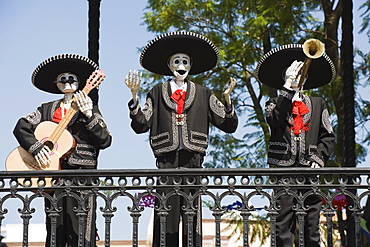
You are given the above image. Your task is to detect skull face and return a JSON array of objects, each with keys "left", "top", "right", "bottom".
[
  {"left": 55, "top": 72, "right": 79, "bottom": 93},
  {"left": 168, "top": 53, "right": 192, "bottom": 80}
]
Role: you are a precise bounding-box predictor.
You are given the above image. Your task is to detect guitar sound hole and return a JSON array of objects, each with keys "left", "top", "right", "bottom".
[{"left": 44, "top": 141, "right": 54, "bottom": 150}]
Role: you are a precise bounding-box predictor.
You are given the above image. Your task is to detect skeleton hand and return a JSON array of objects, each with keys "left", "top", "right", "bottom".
[
  {"left": 35, "top": 145, "right": 52, "bottom": 169},
  {"left": 75, "top": 91, "right": 93, "bottom": 118},
  {"left": 284, "top": 60, "right": 304, "bottom": 91},
  {"left": 310, "top": 161, "right": 321, "bottom": 168},
  {"left": 125, "top": 70, "right": 142, "bottom": 104},
  {"left": 223, "top": 77, "right": 236, "bottom": 105}
]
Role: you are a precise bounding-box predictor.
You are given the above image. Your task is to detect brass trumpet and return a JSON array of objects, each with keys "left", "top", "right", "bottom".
[{"left": 297, "top": 38, "right": 325, "bottom": 89}]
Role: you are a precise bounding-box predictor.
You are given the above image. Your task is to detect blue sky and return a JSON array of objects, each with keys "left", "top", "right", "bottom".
[
  {"left": 0, "top": 0, "right": 369, "bottom": 242},
  {"left": 0, "top": 0, "right": 157, "bottom": 241},
  {"left": 0, "top": 0, "right": 157, "bottom": 171}
]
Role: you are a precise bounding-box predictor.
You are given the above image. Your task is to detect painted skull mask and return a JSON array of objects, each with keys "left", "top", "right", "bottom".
[
  {"left": 168, "top": 53, "right": 192, "bottom": 80},
  {"left": 55, "top": 72, "right": 79, "bottom": 93}
]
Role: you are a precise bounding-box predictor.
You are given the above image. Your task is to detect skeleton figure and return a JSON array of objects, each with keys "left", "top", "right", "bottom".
[
  {"left": 256, "top": 44, "right": 336, "bottom": 247},
  {"left": 125, "top": 31, "right": 238, "bottom": 247},
  {"left": 34, "top": 72, "right": 94, "bottom": 168},
  {"left": 12, "top": 54, "right": 112, "bottom": 247}
]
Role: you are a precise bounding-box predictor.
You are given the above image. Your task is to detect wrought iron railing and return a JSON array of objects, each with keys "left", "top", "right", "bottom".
[{"left": 0, "top": 167, "right": 369, "bottom": 247}]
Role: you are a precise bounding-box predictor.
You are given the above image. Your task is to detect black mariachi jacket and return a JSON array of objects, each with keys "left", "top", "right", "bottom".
[
  {"left": 265, "top": 88, "right": 335, "bottom": 167},
  {"left": 129, "top": 80, "right": 238, "bottom": 157},
  {"left": 13, "top": 100, "right": 112, "bottom": 168}
]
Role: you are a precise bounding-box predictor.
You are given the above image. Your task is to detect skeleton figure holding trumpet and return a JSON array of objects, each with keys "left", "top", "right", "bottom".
[{"left": 256, "top": 39, "right": 336, "bottom": 247}]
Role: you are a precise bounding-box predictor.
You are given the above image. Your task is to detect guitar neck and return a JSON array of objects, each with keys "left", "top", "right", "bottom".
[{"left": 48, "top": 87, "right": 92, "bottom": 144}]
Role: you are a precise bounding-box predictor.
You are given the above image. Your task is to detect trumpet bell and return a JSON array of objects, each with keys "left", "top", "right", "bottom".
[{"left": 303, "top": 38, "right": 325, "bottom": 59}]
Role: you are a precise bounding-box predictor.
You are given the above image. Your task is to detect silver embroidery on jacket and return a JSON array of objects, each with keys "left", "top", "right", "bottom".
[
  {"left": 24, "top": 110, "right": 42, "bottom": 125},
  {"left": 182, "top": 116, "right": 207, "bottom": 153},
  {"left": 302, "top": 95, "right": 312, "bottom": 123},
  {"left": 210, "top": 94, "right": 226, "bottom": 118},
  {"left": 28, "top": 141, "right": 43, "bottom": 154},
  {"left": 75, "top": 144, "right": 96, "bottom": 157},
  {"left": 67, "top": 155, "right": 96, "bottom": 166},
  {"left": 311, "top": 155, "right": 324, "bottom": 166},
  {"left": 85, "top": 114, "right": 99, "bottom": 130},
  {"left": 268, "top": 141, "right": 288, "bottom": 154},
  {"left": 265, "top": 102, "right": 276, "bottom": 118},
  {"left": 268, "top": 157, "right": 295, "bottom": 166},
  {"left": 184, "top": 82, "right": 196, "bottom": 110},
  {"left": 322, "top": 108, "right": 333, "bottom": 133},
  {"left": 142, "top": 97, "right": 153, "bottom": 122},
  {"left": 151, "top": 132, "right": 170, "bottom": 147},
  {"left": 154, "top": 114, "right": 180, "bottom": 155},
  {"left": 190, "top": 130, "right": 208, "bottom": 145},
  {"left": 85, "top": 113, "right": 110, "bottom": 135},
  {"left": 51, "top": 101, "right": 59, "bottom": 116},
  {"left": 162, "top": 82, "right": 177, "bottom": 110}
]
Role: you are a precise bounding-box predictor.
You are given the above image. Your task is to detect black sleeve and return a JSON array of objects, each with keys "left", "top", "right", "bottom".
[
  {"left": 13, "top": 107, "right": 44, "bottom": 156},
  {"left": 128, "top": 94, "right": 153, "bottom": 134},
  {"left": 265, "top": 87, "right": 294, "bottom": 128},
  {"left": 208, "top": 92, "right": 238, "bottom": 133},
  {"left": 84, "top": 105, "right": 112, "bottom": 149},
  {"left": 316, "top": 98, "right": 335, "bottom": 162}
]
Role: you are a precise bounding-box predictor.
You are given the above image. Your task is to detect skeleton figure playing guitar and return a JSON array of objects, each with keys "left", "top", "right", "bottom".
[
  {"left": 34, "top": 72, "right": 93, "bottom": 168},
  {"left": 8, "top": 54, "right": 112, "bottom": 247}
]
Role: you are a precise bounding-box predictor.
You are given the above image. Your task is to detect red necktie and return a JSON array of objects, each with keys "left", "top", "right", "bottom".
[
  {"left": 291, "top": 101, "right": 310, "bottom": 135},
  {"left": 171, "top": 89, "right": 186, "bottom": 114},
  {"left": 52, "top": 107, "right": 67, "bottom": 123}
]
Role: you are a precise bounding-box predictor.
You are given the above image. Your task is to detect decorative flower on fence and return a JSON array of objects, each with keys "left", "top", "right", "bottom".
[
  {"left": 138, "top": 194, "right": 156, "bottom": 208},
  {"left": 322, "top": 191, "right": 348, "bottom": 211},
  {"left": 331, "top": 194, "right": 348, "bottom": 210}
]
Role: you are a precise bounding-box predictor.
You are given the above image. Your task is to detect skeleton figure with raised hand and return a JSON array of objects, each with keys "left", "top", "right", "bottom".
[
  {"left": 125, "top": 31, "right": 238, "bottom": 247},
  {"left": 256, "top": 43, "right": 336, "bottom": 247}
]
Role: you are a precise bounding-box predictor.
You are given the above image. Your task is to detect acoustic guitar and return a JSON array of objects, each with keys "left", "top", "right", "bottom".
[{"left": 5, "top": 70, "right": 105, "bottom": 176}]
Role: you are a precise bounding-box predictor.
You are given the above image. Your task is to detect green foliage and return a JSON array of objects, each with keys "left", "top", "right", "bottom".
[
  {"left": 360, "top": 1, "right": 370, "bottom": 39},
  {"left": 222, "top": 210, "right": 270, "bottom": 245}
]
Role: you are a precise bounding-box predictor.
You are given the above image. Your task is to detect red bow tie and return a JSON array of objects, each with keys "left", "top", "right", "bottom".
[
  {"left": 171, "top": 89, "right": 186, "bottom": 114},
  {"left": 52, "top": 107, "right": 67, "bottom": 123},
  {"left": 291, "top": 101, "right": 310, "bottom": 135}
]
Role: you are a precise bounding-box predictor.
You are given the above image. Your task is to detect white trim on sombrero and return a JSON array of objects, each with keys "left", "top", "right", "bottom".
[
  {"left": 140, "top": 31, "right": 220, "bottom": 66},
  {"left": 31, "top": 54, "right": 98, "bottom": 85},
  {"left": 255, "top": 43, "right": 336, "bottom": 89},
  {"left": 31, "top": 54, "right": 99, "bottom": 93},
  {"left": 140, "top": 31, "right": 219, "bottom": 75}
]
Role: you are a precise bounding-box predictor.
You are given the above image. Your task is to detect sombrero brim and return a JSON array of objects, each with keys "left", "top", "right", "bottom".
[
  {"left": 32, "top": 54, "right": 99, "bottom": 94},
  {"left": 255, "top": 44, "right": 336, "bottom": 90},
  {"left": 140, "top": 31, "right": 219, "bottom": 76}
]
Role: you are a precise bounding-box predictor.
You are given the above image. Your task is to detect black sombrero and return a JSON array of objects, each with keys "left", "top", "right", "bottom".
[
  {"left": 31, "top": 54, "right": 99, "bottom": 94},
  {"left": 255, "top": 44, "right": 336, "bottom": 90},
  {"left": 140, "top": 31, "right": 219, "bottom": 76}
]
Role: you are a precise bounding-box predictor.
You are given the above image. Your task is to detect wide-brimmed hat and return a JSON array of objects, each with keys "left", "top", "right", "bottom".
[
  {"left": 31, "top": 54, "right": 99, "bottom": 94},
  {"left": 140, "top": 31, "right": 219, "bottom": 76},
  {"left": 255, "top": 44, "right": 336, "bottom": 89}
]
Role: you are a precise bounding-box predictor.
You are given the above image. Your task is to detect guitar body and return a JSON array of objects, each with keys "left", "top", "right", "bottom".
[{"left": 6, "top": 121, "right": 75, "bottom": 171}]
